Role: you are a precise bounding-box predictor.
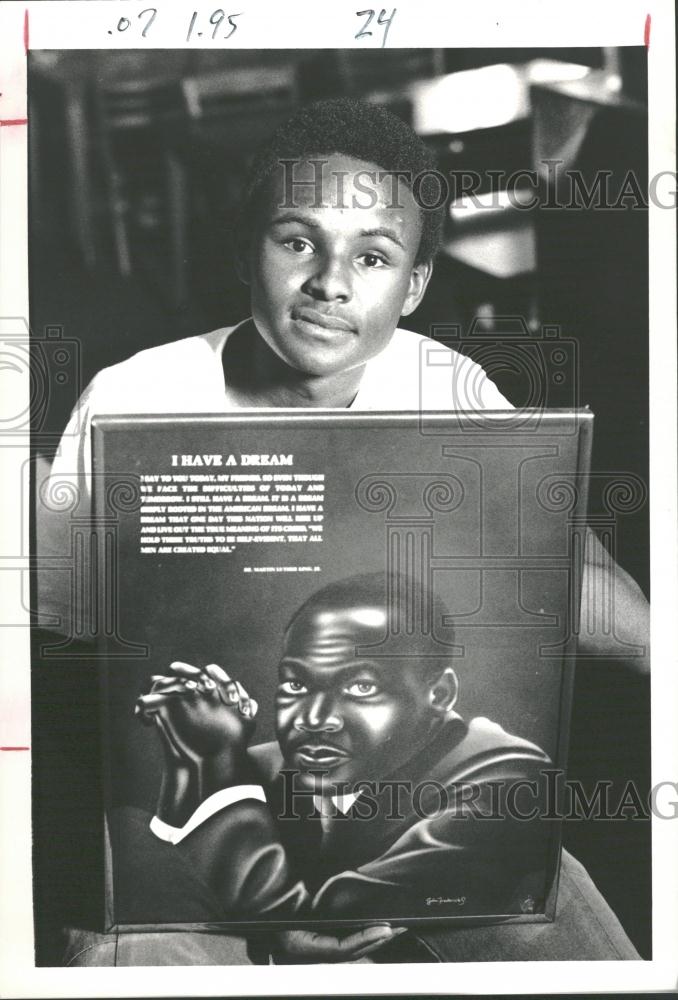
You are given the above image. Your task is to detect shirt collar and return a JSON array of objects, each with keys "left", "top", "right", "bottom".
[{"left": 314, "top": 791, "right": 359, "bottom": 816}]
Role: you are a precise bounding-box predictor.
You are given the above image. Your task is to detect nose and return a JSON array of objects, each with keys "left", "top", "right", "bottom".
[
  {"left": 303, "top": 253, "right": 352, "bottom": 303},
  {"left": 294, "top": 691, "right": 343, "bottom": 733}
]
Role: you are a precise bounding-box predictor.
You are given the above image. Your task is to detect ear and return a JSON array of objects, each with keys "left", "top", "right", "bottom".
[
  {"left": 400, "top": 259, "right": 433, "bottom": 317},
  {"left": 234, "top": 238, "right": 251, "bottom": 286},
  {"left": 428, "top": 666, "right": 458, "bottom": 717}
]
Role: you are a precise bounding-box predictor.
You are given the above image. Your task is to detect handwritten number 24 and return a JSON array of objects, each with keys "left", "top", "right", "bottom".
[{"left": 355, "top": 8, "right": 397, "bottom": 47}]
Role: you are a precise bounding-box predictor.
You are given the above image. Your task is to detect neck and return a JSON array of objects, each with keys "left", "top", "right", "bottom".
[{"left": 223, "top": 320, "right": 365, "bottom": 409}]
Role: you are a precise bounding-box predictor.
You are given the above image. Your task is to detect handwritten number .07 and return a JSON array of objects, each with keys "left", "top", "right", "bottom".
[
  {"left": 113, "top": 8, "right": 157, "bottom": 37},
  {"left": 355, "top": 8, "right": 397, "bottom": 47},
  {"left": 186, "top": 10, "right": 242, "bottom": 41}
]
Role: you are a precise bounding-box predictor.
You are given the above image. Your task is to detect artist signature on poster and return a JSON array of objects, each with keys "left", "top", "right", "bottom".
[{"left": 425, "top": 895, "right": 467, "bottom": 907}]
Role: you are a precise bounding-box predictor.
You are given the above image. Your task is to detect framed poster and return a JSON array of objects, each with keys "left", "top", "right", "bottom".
[{"left": 88, "top": 409, "right": 592, "bottom": 933}]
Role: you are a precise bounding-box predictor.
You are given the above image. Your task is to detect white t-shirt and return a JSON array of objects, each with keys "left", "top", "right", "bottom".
[{"left": 38, "top": 322, "right": 511, "bottom": 629}]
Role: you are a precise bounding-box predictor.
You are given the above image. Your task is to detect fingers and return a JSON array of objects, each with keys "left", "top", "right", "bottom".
[
  {"left": 204, "top": 665, "right": 257, "bottom": 718},
  {"left": 346, "top": 927, "right": 406, "bottom": 960},
  {"left": 135, "top": 687, "right": 187, "bottom": 725},
  {"left": 162, "top": 664, "right": 221, "bottom": 696},
  {"left": 168, "top": 661, "right": 203, "bottom": 678},
  {"left": 150, "top": 675, "right": 186, "bottom": 693},
  {"left": 203, "top": 664, "right": 238, "bottom": 705},
  {"left": 203, "top": 663, "right": 230, "bottom": 685},
  {"left": 275, "top": 924, "right": 403, "bottom": 962},
  {"left": 136, "top": 689, "right": 185, "bottom": 712},
  {"left": 234, "top": 680, "right": 254, "bottom": 718},
  {"left": 153, "top": 664, "right": 213, "bottom": 696},
  {"left": 334, "top": 924, "right": 405, "bottom": 959},
  {"left": 138, "top": 662, "right": 258, "bottom": 720}
]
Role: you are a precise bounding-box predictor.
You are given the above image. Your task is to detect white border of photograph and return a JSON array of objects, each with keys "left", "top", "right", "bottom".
[{"left": 0, "top": 0, "right": 675, "bottom": 995}]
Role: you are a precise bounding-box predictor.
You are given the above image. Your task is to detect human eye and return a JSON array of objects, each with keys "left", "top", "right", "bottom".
[
  {"left": 283, "top": 237, "right": 314, "bottom": 255},
  {"left": 279, "top": 679, "right": 308, "bottom": 695},
  {"left": 345, "top": 679, "right": 379, "bottom": 698},
  {"left": 357, "top": 252, "right": 387, "bottom": 269}
]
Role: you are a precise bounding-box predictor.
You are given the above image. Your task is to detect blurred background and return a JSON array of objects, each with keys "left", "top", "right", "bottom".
[{"left": 29, "top": 46, "right": 650, "bottom": 961}]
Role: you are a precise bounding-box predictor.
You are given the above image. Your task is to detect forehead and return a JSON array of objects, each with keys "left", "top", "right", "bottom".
[
  {"left": 260, "top": 152, "right": 422, "bottom": 244},
  {"left": 280, "top": 605, "right": 425, "bottom": 685},
  {"left": 283, "top": 605, "right": 386, "bottom": 663}
]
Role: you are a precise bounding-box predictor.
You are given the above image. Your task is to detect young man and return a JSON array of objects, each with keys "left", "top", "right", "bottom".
[
  {"left": 128, "top": 572, "right": 637, "bottom": 964},
  {"left": 39, "top": 98, "right": 649, "bottom": 669},
  {"left": 38, "top": 99, "right": 509, "bottom": 630}
]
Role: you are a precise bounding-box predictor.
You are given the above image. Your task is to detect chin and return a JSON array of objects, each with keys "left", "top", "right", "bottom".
[
  {"left": 301, "top": 773, "right": 329, "bottom": 793},
  {"left": 286, "top": 763, "right": 355, "bottom": 794},
  {"left": 299, "top": 766, "right": 348, "bottom": 788},
  {"left": 282, "top": 348, "right": 358, "bottom": 379}
]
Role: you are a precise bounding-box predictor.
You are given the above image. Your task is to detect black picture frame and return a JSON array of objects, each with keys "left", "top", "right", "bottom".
[{"left": 88, "top": 409, "right": 592, "bottom": 933}]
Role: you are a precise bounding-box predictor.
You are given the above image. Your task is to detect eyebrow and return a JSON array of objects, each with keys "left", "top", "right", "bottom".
[
  {"left": 269, "top": 213, "right": 406, "bottom": 251},
  {"left": 278, "top": 659, "right": 384, "bottom": 684},
  {"left": 358, "top": 227, "right": 406, "bottom": 250},
  {"left": 270, "top": 212, "right": 321, "bottom": 230}
]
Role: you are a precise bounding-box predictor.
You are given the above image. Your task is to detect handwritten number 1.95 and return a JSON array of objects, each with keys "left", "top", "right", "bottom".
[
  {"left": 355, "top": 9, "right": 397, "bottom": 48},
  {"left": 186, "top": 10, "right": 242, "bottom": 41}
]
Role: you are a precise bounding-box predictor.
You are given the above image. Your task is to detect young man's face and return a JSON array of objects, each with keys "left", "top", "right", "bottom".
[
  {"left": 240, "top": 153, "right": 432, "bottom": 379},
  {"left": 275, "top": 603, "right": 447, "bottom": 792}
]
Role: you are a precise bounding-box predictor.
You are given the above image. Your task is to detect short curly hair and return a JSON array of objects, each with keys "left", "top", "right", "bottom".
[{"left": 239, "top": 98, "right": 445, "bottom": 265}]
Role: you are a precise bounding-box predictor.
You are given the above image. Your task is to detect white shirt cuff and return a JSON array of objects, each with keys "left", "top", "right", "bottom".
[{"left": 150, "top": 785, "right": 266, "bottom": 844}]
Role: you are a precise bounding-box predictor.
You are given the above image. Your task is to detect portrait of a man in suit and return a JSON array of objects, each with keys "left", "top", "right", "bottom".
[{"left": 127, "top": 571, "right": 552, "bottom": 939}]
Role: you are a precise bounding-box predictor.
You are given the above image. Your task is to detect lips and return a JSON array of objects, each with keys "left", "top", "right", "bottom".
[
  {"left": 293, "top": 307, "right": 355, "bottom": 333},
  {"left": 293, "top": 743, "right": 350, "bottom": 766}
]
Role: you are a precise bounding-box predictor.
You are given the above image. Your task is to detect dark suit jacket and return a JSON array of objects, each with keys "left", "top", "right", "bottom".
[{"left": 149, "top": 714, "right": 555, "bottom": 924}]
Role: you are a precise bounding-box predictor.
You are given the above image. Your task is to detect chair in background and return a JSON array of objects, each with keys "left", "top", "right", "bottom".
[{"left": 91, "top": 76, "right": 186, "bottom": 276}]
